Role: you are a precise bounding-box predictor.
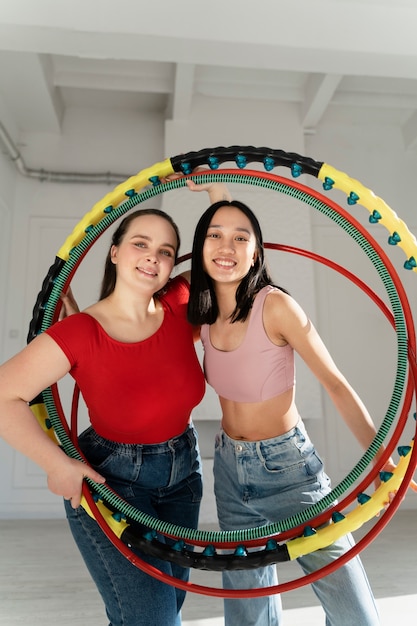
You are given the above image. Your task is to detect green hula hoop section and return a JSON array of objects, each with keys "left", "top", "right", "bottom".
[{"left": 28, "top": 147, "right": 416, "bottom": 551}]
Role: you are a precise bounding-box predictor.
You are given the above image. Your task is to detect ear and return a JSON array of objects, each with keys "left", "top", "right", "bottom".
[
  {"left": 110, "top": 245, "right": 118, "bottom": 264},
  {"left": 251, "top": 250, "right": 258, "bottom": 267}
]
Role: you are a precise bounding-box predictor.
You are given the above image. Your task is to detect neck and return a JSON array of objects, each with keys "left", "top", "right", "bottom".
[
  {"left": 214, "top": 283, "right": 239, "bottom": 322},
  {"left": 105, "top": 288, "right": 158, "bottom": 321}
]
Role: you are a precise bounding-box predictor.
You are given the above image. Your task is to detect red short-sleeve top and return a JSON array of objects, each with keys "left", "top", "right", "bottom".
[{"left": 45, "top": 276, "right": 205, "bottom": 443}]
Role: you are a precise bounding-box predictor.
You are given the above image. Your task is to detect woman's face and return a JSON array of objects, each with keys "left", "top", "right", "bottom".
[
  {"left": 111, "top": 214, "right": 177, "bottom": 293},
  {"left": 202, "top": 205, "right": 257, "bottom": 286}
]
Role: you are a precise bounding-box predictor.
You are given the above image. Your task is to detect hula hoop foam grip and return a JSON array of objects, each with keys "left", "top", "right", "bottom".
[
  {"left": 319, "top": 163, "right": 417, "bottom": 272},
  {"left": 50, "top": 146, "right": 417, "bottom": 274},
  {"left": 52, "top": 147, "right": 325, "bottom": 262},
  {"left": 170, "top": 146, "right": 323, "bottom": 177},
  {"left": 29, "top": 395, "right": 59, "bottom": 444},
  {"left": 27, "top": 257, "right": 66, "bottom": 344},
  {"left": 78, "top": 442, "right": 413, "bottom": 571}
]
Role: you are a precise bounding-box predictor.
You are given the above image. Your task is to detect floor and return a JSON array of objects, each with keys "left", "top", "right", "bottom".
[{"left": 0, "top": 510, "right": 416, "bottom": 625}]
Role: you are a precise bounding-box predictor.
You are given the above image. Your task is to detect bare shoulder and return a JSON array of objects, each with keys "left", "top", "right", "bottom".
[
  {"left": 263, "top": 289, "right": 309, "bottom": 343},
  {"left": 83, "top": 302, "right": 98, "bottom": 315},
  {"left": 178, "top": 270, "right": 191, "bottom": 284},
  {"left": 83, "top": 299, "right": 107, "bottom": 316},
  {"left": 263, "top": 288, "right": 299, "bottom": 315}
]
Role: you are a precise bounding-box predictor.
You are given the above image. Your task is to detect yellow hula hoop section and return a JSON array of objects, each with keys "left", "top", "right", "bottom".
[
  {"left": 287, "top": 442, "right": 413, "bottom": 560},
  {"left": 319, "top": 163, "right": 417, "bottom": 273},
  {"left": 31, "top": 400, "right": 60, "bottom": 444},
  {"left": 56, "top": 157, "right": 175, "bottom": 261}
]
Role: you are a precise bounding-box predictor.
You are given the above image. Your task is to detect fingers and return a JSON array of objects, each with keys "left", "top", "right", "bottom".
[
  {"left": 82, "top": 467, "right": 106, "bottom": 485},
  {"left": 58, "top": 304, "right": 66, "bottom": 322},
  {"left": 379, "top": 478, "right": 417, "bottom": 511},
  {"left": 409, "top": 478, "right": 417, "bottom": 493},
  {"left": 48, "top": 458, "right": 105, "bottom": 508},
  {"left": 159, "top": 173, "right": 183, "bottom": 183},
  {"left": 64, "top": 470, "right": 105, "bottom": 509},
  {"left": 65, "top": 495, "right": 81, "bottom": 509},
  {"left": 185, "top": 179, "right": 211, "bottom": 192},
  {"left": 59, "top": 289, "right": 80, "bottom": 317},
  {"left": 185, "top": 179, "right": 202, "bottom": 191}
]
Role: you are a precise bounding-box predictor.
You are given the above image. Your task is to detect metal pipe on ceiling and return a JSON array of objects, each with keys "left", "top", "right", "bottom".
[{"left": 0, "top": 120, "right": 129, "bottom": 185}]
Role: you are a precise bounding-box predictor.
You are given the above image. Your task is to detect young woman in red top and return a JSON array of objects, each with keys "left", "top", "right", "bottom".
[{"left": 0, "top": 201, "right": 226, "bottom": 626}]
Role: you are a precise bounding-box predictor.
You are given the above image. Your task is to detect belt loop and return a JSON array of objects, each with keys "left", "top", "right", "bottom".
[
  {"left": 216, "top": 430, "right": 222, "bottom": 448},
  {"left": 218, "top": 429, "right": 225, "bottom": 448}
]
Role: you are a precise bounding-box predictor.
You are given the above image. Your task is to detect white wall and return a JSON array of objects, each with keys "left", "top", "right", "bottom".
[
  {"left": 307, "top": 118, "right": 417, "bottom": 508},
  {"left": 0, "top": 94, "right": 416, "bottom": 519},
  {"left": 0, "top": 105, "right": 166, "bottom": 517}
]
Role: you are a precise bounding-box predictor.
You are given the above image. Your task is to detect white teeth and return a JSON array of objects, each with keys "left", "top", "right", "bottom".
[
  {"left": 215, "top": 259, "right": 235, "bottom": 267},
  {"left": 139, "top": 267, "right": 156, "bottom": 276}
]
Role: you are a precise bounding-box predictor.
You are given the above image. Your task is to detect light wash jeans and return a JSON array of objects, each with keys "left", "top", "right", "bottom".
[
  {"left": 213, "top": 422, "right": 380, "bottom": 626},
  {"left": 64, "top": 424, "right": 202, "bottom": 626}
]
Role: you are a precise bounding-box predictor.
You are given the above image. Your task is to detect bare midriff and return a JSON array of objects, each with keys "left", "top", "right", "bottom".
[{"left": 219, "top": 387, "right": 299, "bottom": 441}]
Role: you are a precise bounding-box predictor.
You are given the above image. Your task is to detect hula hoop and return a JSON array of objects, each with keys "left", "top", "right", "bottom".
[
  {"left": 27, "top": 148, "right": 417, "bottom": 596},
  {"left": 29, "top": 171, "right": 415, "bottom": 536}
]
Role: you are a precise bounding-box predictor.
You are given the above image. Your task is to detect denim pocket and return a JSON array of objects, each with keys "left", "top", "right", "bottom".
[
  {"left": 301, "top": 447, "right": 325, "bottom": 477},
  {"left": 78, "top": 427, "right": 122, "bottom": 473},
  {"left": 259, "top": 427, "right": 324, "bottom": 478},
  {"left": 185, "top": 470, "right": 203, "bottom": 504}
]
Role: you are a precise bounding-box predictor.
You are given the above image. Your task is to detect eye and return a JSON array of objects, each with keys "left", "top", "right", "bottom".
[
  {"left": 160, "top": 249, "right": 173, "bottom": 257},
  {"left": 235, "top": 236, "right": 248, "bottom": 242},
  {"left": 134, "top": 241, "right": 146, "bottom": 248},
  {"left": 206, "top": 232, "right": 220, "bottom": 239}
]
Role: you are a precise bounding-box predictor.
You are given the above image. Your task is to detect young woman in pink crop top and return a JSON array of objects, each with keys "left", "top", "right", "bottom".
[
  {"left": 0, "top": 188, "right": 226, "bottom": 626},
  {"left": 187, "top": 197, "right": 417, "bottom": 626}
]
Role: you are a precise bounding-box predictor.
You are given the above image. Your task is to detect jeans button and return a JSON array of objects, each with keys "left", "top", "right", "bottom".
[{"left": 236, "top": 444, "right": 243, "bottom": 452}]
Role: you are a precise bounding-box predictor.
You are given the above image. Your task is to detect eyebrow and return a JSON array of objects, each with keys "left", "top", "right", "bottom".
[
  {"left": 131, "top": 233, "right": 176, "bottom": 252},
  {"left": 208, "top": 224, "right": 252, "bottom": 236}
]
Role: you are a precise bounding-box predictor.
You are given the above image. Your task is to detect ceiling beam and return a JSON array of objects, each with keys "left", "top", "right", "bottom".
[
  {"left": 167, "top": 63, "right": 195, "bottom": 121},
  {"left": 302, "top": 73, "right": 343, "bottom": 131},
  {"left": 0, "top": 51, "right": 63, "bottom": 132},
  {"left": 402, "top": 110, "right": 417, "bottom": 150}
]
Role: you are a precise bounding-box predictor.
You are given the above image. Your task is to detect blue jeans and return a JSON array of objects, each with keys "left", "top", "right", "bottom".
[
  {"left": 213, "top": 422, "right": 380, "bottom": 626},
  {"left": 64, "top": 424, "right": 202, "bottom": 626}
]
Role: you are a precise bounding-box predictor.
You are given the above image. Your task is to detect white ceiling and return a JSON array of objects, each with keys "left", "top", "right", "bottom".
[{"left": 2, "top": 0, "right": 417, "bottom": 149}]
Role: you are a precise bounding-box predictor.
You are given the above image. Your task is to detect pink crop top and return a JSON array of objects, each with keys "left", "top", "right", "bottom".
[
  {"left": 200, "top": 285, "right": 295, "bottom": 403},
  {"left": 45, "top": 276, "right": 205, "bottom": 444}
]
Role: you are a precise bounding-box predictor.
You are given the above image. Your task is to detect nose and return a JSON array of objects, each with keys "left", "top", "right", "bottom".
[
  {"left": 146, "top": 251, "right": 158, "bottom": 263},
  {"left": 218, "top": 239, "right": 235, "bottom": 253}
]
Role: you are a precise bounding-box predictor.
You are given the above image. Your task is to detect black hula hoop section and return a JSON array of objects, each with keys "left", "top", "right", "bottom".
[{"left": 27, "top": 148, "right": 417, "bottom": 598}]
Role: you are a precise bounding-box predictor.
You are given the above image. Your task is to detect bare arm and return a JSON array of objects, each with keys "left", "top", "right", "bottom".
[
  {"left": 264, "top": 291, "right": 417, "bottom": 494},
  {"left": 0, "top": 334, "right": 105, "bottom": 506},
  {"left": 162, "top": 167, "right": 232, "bottom": 205}
]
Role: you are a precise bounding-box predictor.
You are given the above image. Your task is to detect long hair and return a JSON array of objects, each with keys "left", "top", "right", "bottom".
[
  {"left": 99, "top": 208, "right": 181, "bottom": 300},
  {"left": 187, "top": 200, "right": 288, "bottom": 325}
]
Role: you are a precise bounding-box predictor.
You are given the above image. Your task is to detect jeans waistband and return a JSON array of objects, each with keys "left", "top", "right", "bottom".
[
  {"left": 220, "top": 419, "right": 305, "bottom": 449},
  {"left": 87, "top": 423, "right": 196, "bottom": 453}
]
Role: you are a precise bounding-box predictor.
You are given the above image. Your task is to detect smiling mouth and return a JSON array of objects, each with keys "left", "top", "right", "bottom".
[
  {"left": 213, "top": 258, "right": 236, "bottom": 269},
  {"left": 138, "top": 267, "right": 158, "bottom": 277}
]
